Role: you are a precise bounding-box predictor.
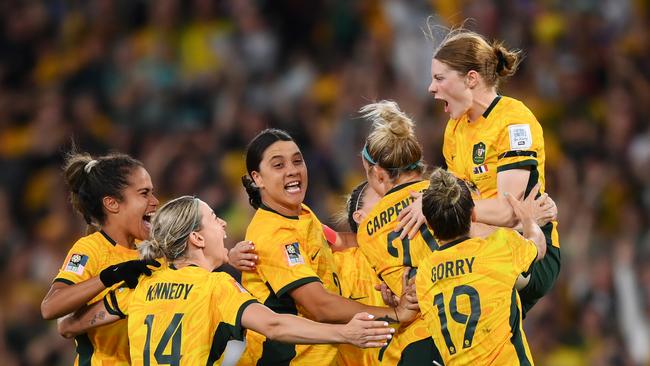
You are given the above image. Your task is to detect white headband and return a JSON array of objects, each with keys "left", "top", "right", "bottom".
[{"left": 84, "top": 160, "right": 99, "bottom": 173}]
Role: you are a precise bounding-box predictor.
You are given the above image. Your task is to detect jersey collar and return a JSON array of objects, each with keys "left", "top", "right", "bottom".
[
  {"left": 99, "top": 230, "right": 118, "bottom": 246},
  {"left": 385, "top": 180, "right": 424, "bottom": 196},
  {"left": 259, "top": 203, "right": 300, "bottom": 220},
  {"left": 481, "top": 95, "right": 502, "bottom": 119},
  {"left": 439, "top": 236, "right": 470, "bottom": 251}
]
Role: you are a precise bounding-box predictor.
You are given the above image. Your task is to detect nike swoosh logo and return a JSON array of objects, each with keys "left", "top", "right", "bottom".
[
  {"left": 349, "top": 295, "right": 367, "bottom": 301},
  {"left": 310, "top": 249, "right": 320, "bottom": 261}
]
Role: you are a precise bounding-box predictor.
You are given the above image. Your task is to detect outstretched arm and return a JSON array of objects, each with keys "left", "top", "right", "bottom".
[
  {"left": 290, "top": 269, "right": 418, "bottom": 324},
  {"left": 42, "top": 259, "right": 158, "bottom": 320},
  {"left": 57, "top": 300, "right": 121, "bottom": 338},
  {"left": 241, "top": 303, "right": 393, "bottom": 348}
]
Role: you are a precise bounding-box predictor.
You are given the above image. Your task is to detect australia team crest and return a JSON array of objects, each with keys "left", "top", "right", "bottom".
[{"left": 472, "top": 142, "right": 486, "bottom": 164}]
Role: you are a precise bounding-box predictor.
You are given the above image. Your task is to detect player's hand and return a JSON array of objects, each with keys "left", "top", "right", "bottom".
[
  {"left": 341, "top": 313, "right": 394, "bottom": 348},
  {"left": 396, "top": 268, "right": 420, "bottom": 322},
  {"left": 395, "top": 191, "right": 425, "bottom": 239},
  {"left": 374, "top": 282, "right": 399, "bottom": 308},
  {"left": 228, "top": 240, "right": 258, "bottom": 272},
  {"left": 404, "top": 275, "right": 418, "bottom": 310},
  {"left": 531, "top": 191, "right": 557, "bottom": 227},
  {"left": 99, "top": 259, "right": 160, "bottom": 288},
  {"left": 506, "top": 183, "right": 541, "bottom": 224}
]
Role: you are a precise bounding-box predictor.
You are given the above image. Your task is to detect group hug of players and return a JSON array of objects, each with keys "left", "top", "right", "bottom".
[{"left": 41, "top": 29, "right": 560, "bottom": 365}]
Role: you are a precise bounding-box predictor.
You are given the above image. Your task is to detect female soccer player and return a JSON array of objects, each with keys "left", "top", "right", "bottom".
[
  {"left": 415, "top": 168, "right": 546, "bottom": 365},
  {"left": 333, "top": 181, "right": 385, "bottom": 366},
  {"left": 58, "top": 196, "right": 395, "bottom": 365},
  {"left": 356, "top": 100, "right": 443, "bottom": 365},
  {"left": 238, "top": 128, "right": 418, "bottom": 365},
  {"left": 398, "top": 29, "right": 560, "bottom": 314},
  {"left": 41, "top": 152, "right": 160, "bottom": 365}
]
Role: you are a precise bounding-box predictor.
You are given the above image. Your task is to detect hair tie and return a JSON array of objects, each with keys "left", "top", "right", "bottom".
[
  {"left": 404, "top": 161, "right": 420, "bottom": 170},
  {"left": 84, "top": 160, "right": 99, "bottom": 173},
  {"left": 495, "top": 51, "right": 506, "bottom": 73}
]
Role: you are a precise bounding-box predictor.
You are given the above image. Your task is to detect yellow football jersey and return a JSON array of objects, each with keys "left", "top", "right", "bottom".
[
  {"left": 333, "top": 247, "right": 383, "bottom": 366},
  {"left": 54, "top": 230, "right": 139, "bottom": 366},
  {"left": 105, "top": 265, "right": 257, "bottom": 365},
  {"left": 416, "top": 228, "right": 538, "bottom": 365},
  {"left": 237, "top": 204, "right": 340, "bottom": 366},
  {"left": 356, "top": 180, "right": 439, "bottom": 364},
  {"left": 443, "top": 95, "right": 559, "bottom": 248}
]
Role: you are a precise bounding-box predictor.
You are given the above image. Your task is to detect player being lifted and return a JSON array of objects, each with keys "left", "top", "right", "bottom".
[
  {"left": 415, "top": 168, "right": 546, "bottom": 365},
  {"left": 57, "top": 195, "right": 396, "bottom": 365},
  {"left": 398, "top": 28, "right": 560, "bottom": 315}
]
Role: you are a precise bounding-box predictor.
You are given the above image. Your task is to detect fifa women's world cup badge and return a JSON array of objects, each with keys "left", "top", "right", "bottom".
[
  {"left": 65, "top": 253, "right": 89, "bottom": 275},
  {"left": 284, "top": 242, "right": 305, "bottom": 266}
]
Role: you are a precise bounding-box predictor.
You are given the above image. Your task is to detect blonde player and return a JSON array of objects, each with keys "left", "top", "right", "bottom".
[
  {"left": 398, "top": 28, "right": 560, "bottom": 315},
  {"left": 41, "top": 152, "right": 160, "bottom": 365},
  {"left": 237, "top": 128, "right": 419, "bottom": 366},
  {"left": 58, "top": 196, "right": 395, "bottom": 365},
  {"left": 415, "top": 168, "right": 546, "bottom": 365},
  {"left": 356, "top": 101, "right": 443, "bottom": 365}
]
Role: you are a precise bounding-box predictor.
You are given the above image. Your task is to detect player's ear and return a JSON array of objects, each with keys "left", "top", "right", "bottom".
[
  {"left": 353, "top": 210, "right": 365, "bottom": 225},
  {"left": 188, "top": 231, "right": 205, "bottom": 248},
  {"left": 251, "top": 171, "right": 264, "bottom": 189},
  {"left": 470, "top": 208, "right": 477, "bottom": 222},
  {"left": 466, "top": 70, "right": 479, "bottom": 89},
  {"left": 375, "top": 166, "right": 389, "bottom": 183},
  {"left": 103, "top": 196, "right": 120, "bottom": 214}
]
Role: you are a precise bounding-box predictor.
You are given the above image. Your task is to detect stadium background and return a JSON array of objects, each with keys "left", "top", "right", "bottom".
[{"left": 0, "top": 0, "right": 649, "bottom": 365}]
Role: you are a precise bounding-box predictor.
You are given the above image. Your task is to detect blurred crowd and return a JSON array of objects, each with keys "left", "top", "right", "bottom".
[{"left": 0, "top": 0, "right": 649, "bottom": 365}]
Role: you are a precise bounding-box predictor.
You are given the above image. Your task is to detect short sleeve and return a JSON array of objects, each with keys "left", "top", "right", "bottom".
[
  {"left": 495, "top": 117, "right": 543, "bottom": 173},
  {"left": 104, "top": 286, "right": 134, "bottom": 319},
  {"left": 54, "top": 238, "right": 102, "bottom": 285},
  {"left": 215, "top": 274, "right": 258, "bottom": 340},
  {"left": 256, "top": 229, "right": 321, "bottom": 297},
  {"left": 497, "top": 229, "right": 538, "bottom": 275}
]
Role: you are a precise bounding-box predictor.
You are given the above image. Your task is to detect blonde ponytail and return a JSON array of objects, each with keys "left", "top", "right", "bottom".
[
  {"left": 360, "top": 101, "right": 424, "bottom": 179},
  {"left": 138, "top": 239, "right": 165, "bottom": 261}
]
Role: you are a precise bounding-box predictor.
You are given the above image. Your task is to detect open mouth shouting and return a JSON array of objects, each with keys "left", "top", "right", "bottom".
[
  {"left": 285, "top": 180, "right": 302, "bottom": 194},
  {"left": 142, "top": 211, "right": 154, "bottom": 231}
]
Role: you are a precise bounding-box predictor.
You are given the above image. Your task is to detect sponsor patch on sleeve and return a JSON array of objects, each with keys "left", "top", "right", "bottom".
[
  {"left": 284, "top": 242, "right": 305, "bottom": 266},
  {"left": 65, "top": 254, "right": 89, "bottom": 275},
  {"left": 508, "top": 124, "right": 532, "bottom": 150}
]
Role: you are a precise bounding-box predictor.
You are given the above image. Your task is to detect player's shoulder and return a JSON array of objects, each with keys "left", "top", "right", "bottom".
[
  {"left": 247, "top": 207, "right": 300, "bottom": 237},
  {"left": 496, "top": 96, "right": 539, "bottom": 126},
  {"left": 68, "top": 231, "right": 112, "bottom": 254},
  {"left": 210, "top": 271, "right": 250, "bottom": 294},
  {"left": 486, "top": 227, "right": 526, "bottom": 248}
]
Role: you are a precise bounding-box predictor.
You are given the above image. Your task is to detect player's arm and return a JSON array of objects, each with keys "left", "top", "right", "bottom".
[
  {"left": 42, "top": 279, "right": 106, "bottom": 320},
  {"left": 322, "top": 224, "right": 357, "bottom": 252},
  {"left": 56, "top": 300, "right": 121, "bottom": 338},
  {"left": 241, "top": 303, "right": 393, "bottom": 348},
  {"left": 289, "top": 270, "right": 417, "bottom": 324},
  {"left": 473, "top": 169, "right": 530, "bottom": 227},
  {"left": 506, "top": 184, "right": 546, "bottom": 261},
  {"left": 41, "top": 259, "right": 158, "bottom": 320}
]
